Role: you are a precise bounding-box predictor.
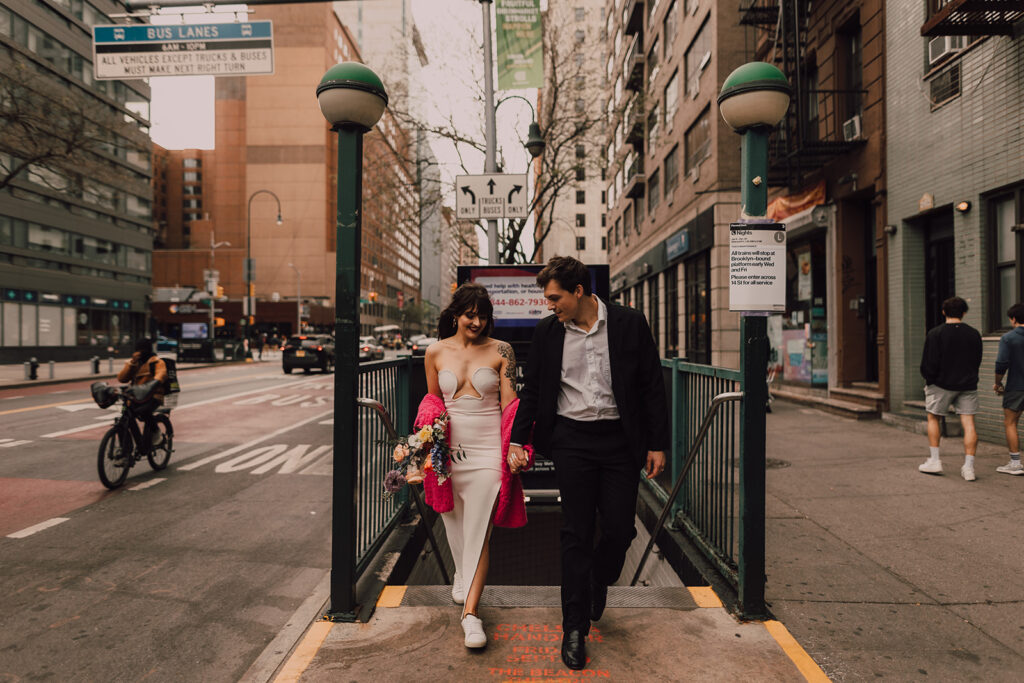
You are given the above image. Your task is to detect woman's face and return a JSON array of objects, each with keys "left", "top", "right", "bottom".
[{"left": 457, "top": 308, "right": 488, "bottom": 340}]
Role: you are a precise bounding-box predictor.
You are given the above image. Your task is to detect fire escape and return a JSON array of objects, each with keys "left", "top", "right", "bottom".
[{"left": 739, "top": 0, "right": 867, "bottom": 188}]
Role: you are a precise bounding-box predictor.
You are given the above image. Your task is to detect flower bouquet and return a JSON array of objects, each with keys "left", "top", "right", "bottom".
[{"left": 383, "top": 412, "right": 464, "bottom": 499}]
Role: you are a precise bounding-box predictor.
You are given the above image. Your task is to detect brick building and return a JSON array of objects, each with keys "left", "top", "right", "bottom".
[{"left": 886, "top": 1, "right": 1024, "bottom": 441}]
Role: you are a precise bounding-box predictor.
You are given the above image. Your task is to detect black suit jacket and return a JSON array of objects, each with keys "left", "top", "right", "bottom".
[{"left": 510, "top": 300, "right": 670, "bottom": 466}]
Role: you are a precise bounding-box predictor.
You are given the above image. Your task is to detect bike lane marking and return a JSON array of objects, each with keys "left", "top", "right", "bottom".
[
  {"left": 0, "top": 478, "right": 108, "bottom": 537},
  {"left": 6, "top": 517, "right": 70, "bottom": 539},
  {"left": 178, "top": 408, "right": 335, "bottom": 471},
  {"left": 127, "top": 478, "right": 166, "bottom": 491},
  {"left": 39, "top": 375, "right": 329, "bottom": 439}
]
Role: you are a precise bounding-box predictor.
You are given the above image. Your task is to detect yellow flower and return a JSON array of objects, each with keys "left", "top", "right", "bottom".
[{"left": 417, "top": 426, "right": 432, "bottom": 441}]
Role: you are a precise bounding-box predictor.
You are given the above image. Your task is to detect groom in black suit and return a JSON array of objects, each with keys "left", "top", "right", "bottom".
[{"left": 509, "top": 256, "right": 669, "bottom": 670}]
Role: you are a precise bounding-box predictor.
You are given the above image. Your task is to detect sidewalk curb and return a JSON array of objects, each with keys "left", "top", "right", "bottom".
[{"left": 0, "top": 361, "right": 245, "bottom": 391}]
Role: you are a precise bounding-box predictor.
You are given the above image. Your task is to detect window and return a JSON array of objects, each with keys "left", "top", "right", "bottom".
[
  {"left": 183, "top": 172, "right": 201, "bottom": 182},
  {"left": 576, "top": 236, "right": 586, "bottom": 250},
  {"left": 665, "top": 264, "right": 678, "bottom": 356},
  {"left": 929, "top": 62, "right": 961, "bottom": 108},
  {"left": 601, "top": 213, "right": 606, "bottom": 227},
  {"left": 576, "top": 144, "right": 586, "bottom": 159},
  {"left": 685, "top": 108, "right": 711, "bottom": 174},
  {"left": 601, "top": 190, "right": 606, "bottom": 203},
  {"left": 839, "top": 22, "right": 864, "bottom": 120},
  {"left": 576, "top": 213, "right": 586, "bottom": 227},
  {"left": 664, "top": 145, "right": 679, "bottom": 195},
  {"left": 576, "top": 166, "right": 586, "bottom": 181},
  {"left": 648, "top": 37, "right": 660, "bottom": 86},
  {"left": 576, "top": 75, "right": 586, "bottom": 90},
  {"left": 624, "top": 204, "right": 633, "bottom": 236},
  {"left": 575, "top": 98, "right": 586, "bottom": 113},
  {"left": 27, "top": 224, "right": 68, "bottom": 254},
  {"left": 648, "top": 168, "right": 661, "bottom": 214},
  {"left": 575, "top": 53, "right": 584, "bottom": 66},
  {"left": 991, "top": 190, "right": 1022, "bottom": 329},
  {"left": 647, "top": 103, "right": 660, "bottom": 154},
  {"left": 614, "top": 217, "right": 621, "bottom": 245},
  {"left": 576, "top": 190, "right": 586, "bottom": 204},
  {"left": 183, "top": 158, "right": 201, "bottom": 168},
  {"left": 664, "top": 1, "right": 678, "bottom": 53},
  {"left": 664, "top": 70, "right": 679, "bottom": 128},
  {"left": 575, "top": 7, "right": 585, "bottom": 22},
  {"left": 575, "top": 29, "right": 585, "bottom": 43},
  {"left": 685, "top": 19, "right": 711, "bottom": 97},
  {"left": 685, "top": 0, "right": 699, "bottom": 14},
  {"left": 602, "top": 235, "right": 607, "bottom": 250}
]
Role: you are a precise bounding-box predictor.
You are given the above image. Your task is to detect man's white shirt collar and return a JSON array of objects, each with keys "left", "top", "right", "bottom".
[{"left": 564, "top": 296, "right": 606, "bottom": 334}]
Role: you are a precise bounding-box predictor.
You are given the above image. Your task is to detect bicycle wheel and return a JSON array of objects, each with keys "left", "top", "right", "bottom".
[
  {"left": 98, "top": 427, "right": 130, "bottom": 489},
  {"left": 147, "top": 415, "right": 174, "bottom": 470}
]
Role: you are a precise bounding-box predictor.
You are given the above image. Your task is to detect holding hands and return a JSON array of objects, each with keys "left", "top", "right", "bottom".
[{"left": 508, "top": 444, "right": 529, "bottom": 474}]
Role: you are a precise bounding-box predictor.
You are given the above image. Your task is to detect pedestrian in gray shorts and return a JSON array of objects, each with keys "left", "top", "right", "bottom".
[
  {"left": 918, "top": 296, "right": 983, "bottom": 481},
  {"left": 993, "top": 302, "right": 1024, "bottom": 476}
]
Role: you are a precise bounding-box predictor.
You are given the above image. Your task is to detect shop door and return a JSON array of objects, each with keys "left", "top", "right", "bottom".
[
  {"left": 863, "top": 210, "right": 878, "bottom": 381},
  {"left": 925, "top": 212, "right": 955, "bottom": 332},
  {"left": 685, "top": 252, "right": 710, "bottom": 365}
]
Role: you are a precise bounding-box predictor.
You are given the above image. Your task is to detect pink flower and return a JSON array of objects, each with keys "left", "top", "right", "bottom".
[{"left": 392, "top": 444, "right": 409, "bottom": 463}]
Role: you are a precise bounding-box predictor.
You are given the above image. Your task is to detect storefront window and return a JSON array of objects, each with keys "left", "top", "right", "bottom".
[
  {"left": 776, "top": 235, "right": 828, "bottom": 385},
  {"left": 666, "top": 265, "right": 679, "bottom": 357},
  {"left": 21, "top": 305, "right": 37, "bottom": 346},
  {"left": 3, "top": 303, "right": 19, "bottom": 346},
  {"left": 685, "top": 252, "right": 710, "bottom": 365},
  {"left": 37, "top": 305, "right": 62, "bottom": 346}
]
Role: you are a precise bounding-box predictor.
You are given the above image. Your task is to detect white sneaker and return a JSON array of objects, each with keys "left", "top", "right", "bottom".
[
  {"left": 961, "top": 463, "right": 976, "bottom": 481},
  {"left": 919, "top": 459, "right": 943, "bottom": 474},
  {"left": 996, "top": 460, "right": 1024, "bottom": 475},
  {"left": 461, "top": 614, "right": 487, "bottom": 648},
  {"left": 451, "top": 572, "right": 466, "bottom": 605}
]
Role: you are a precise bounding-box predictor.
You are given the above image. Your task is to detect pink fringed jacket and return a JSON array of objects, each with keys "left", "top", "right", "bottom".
[{"left": 414, "top": 393, "right": 534, "bottom": 528}]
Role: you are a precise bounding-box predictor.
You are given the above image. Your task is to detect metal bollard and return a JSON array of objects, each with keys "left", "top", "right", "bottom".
[
  {"left": 28, "top": 357, "right": 39, "bottom": 380},
  {"left": 49, "top": 360, "right": 55, "bottom": 379},
  {"left": 23, "top": 361, "right": 30, "bottom": 380},
  {"left": 90, "top": 356, "right": 100, "bottom": 374},
  {"left": 108, "top": 357, "right": 114, "bottom": 372}
]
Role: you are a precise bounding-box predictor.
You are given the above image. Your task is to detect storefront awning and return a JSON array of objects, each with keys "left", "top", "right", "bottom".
[{"left": 767, "top": 181, "right": 825, "bottom": 222}]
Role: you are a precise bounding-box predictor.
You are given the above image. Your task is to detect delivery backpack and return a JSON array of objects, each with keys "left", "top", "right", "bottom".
[{"left": 160, "top": 356, "right": 180, "bottom": 394}]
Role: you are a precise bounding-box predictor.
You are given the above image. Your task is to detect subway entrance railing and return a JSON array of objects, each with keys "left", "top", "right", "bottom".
[{"left": 347, "top": 354, "right": 766, "bottom": 619}]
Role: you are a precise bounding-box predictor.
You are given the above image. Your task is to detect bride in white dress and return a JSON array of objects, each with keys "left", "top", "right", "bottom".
[{"left": 424, "top": 283, "right": 518, "bottom": 648}]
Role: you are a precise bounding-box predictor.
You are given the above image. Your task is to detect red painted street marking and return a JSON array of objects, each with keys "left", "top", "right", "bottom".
[{"left": 0, "top": 478, "right": 108, "bottom": 537}]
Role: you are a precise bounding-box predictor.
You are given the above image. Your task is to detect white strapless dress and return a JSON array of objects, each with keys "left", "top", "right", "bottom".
[{"left": 438, "top": 366, "right": 502, "bottom": 603}]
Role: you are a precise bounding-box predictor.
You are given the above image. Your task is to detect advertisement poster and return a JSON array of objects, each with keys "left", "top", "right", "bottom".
[
  {"left": 797, "top": 250, "right": 812, "bottom": 301},
  {"left": 495, "top": 0, "right": 543, "bottom": 90},
  {"left": 473, "top": 273, "right": 551, "bottom": 327}
]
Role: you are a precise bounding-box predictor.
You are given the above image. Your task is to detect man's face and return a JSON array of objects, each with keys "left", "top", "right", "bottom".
[{"left": 543, "top": 280, "right": 582, "bottom": 322}]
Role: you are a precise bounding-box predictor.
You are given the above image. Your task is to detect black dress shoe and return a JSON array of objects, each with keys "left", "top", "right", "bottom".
[
  {"left": 590, "top": 581, "right": 608, "bottom": 621},
  {"left": 561, "top": 629, "right": 586, "bottom": 670}
]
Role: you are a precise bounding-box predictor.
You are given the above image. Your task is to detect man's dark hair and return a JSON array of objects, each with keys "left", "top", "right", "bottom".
[
  {"left": 1007, "top": 303, "right": 1024, "bottom": 324},
  {"left": 536, "top": 256, "right": 591, "bottom": 295},
  {"left": 134, "top": 337, "right": 154, "bottom": 354},
  {"left": 437, "top": 282, "right": 494, "bottom": 339},
  {"left": 941, "top": 296, "right": 968, "bottom": 319}
]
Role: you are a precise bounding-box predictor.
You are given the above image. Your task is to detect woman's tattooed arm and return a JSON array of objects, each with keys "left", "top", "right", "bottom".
[{"left": 498, "top": 341, "right": 518, "bottom": 398}]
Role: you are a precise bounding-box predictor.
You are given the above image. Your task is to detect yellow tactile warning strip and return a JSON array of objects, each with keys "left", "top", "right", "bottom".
[
  {"left": 763, "top": 620, "right": 831, "bottom": 683},
  {"left": 687, "top": 586, "right": 723, "bottom": 608},
  {"left": 273, "top": 621, "right": 333, "bottom": 683},
  {"left": 376, "top": 585, "right": 407, "bottom": 607}
]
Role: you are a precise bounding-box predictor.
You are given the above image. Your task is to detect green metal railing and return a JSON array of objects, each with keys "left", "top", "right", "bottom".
[
  {"left": 644, "top": 358, "right": 765, "bottom": 615},
  {"left": 354, "top": 358, "right": 411, "bottom": 576}
]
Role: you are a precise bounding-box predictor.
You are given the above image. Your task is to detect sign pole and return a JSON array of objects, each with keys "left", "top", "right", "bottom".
[{"left": 480, "top": 0, "right": 499, "bottom": 264}]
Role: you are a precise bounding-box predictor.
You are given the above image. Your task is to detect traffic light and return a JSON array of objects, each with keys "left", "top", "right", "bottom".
[
  {"left": 369, "top": 291, "right": 378, "bottom": 302},
  {"left": 248, "top": 315, "right": 255, "bottom": 325},
  {"left": 214, "top": 317, "right": 226, "bottom": 327},
  {"left": 216, "top": 285, "right": 224, "bottom": 298}
]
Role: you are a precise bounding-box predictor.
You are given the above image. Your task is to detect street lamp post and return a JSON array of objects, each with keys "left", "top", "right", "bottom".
[
  {"left": 208, "top": 230, "right": 230, "bottom": 340},
  {"left": 717, "top": 62, "right": 790, "bottom": 620},
  {"left": 288, "top": 263, "right": 301, "bottom": 335},
  {"left": 245, "top": 190, "right": 283, "bottom": 336},
  {"left": 317, "top": 61, "right": 388, "bottom": 621}
]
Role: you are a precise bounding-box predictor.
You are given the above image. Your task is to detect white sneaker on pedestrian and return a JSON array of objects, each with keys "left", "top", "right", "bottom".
[
  {"left": 996, "top": 460, "right": 1024, "bottom": 475},
  {"left": 918, "top": 459, "right": 943, "bottom": 474},
  {"left": 961, "top": 463, "right": 976, "bottom": 481},
  {"left": 461, "top": 614, "right": 487, "bottom": 648},
  {"left": 451, "top": 572, "right": 466, "bottom": 605}
]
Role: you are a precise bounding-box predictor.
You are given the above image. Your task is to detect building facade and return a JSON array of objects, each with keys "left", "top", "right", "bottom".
[
  {"left": 887, "top": 2, "right": 1024, "bottom": 441},
  {"left": 150, "top": 3, "right": 420, "bottom": 340},
  {"left": 0, "top": 0, "right": 153, "bottom": 362},
  {"left": 603, "top": 0, "right": 749, "bottom": 365}
]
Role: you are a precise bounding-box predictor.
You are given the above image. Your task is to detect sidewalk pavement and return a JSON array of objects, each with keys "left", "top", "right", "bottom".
[
  {"left": 0, "top": 352, "right": 284, "bottom": 389},
  {"left": 253, "top": 398, "right": 1024, "bottom": 682}
]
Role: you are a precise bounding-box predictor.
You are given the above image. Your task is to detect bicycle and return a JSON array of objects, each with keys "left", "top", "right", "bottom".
[{"left": 91, "top": 381, "right": 174, "bottom": 489}]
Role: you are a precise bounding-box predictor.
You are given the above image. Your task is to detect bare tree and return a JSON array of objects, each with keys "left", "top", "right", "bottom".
[{"left": 0, "top": 50, "right": 148, "bottom": 194}]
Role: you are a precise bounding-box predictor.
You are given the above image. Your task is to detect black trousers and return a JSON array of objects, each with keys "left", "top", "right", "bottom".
[{"left": 550, "top": 416, "right": 640, "bottom": 634}]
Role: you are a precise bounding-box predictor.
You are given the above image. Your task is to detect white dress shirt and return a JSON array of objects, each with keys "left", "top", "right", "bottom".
[{"left": 557, "top": 297, "right": 619, "bottom": 421}]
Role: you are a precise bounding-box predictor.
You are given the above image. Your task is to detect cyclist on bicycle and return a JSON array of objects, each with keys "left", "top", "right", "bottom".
[{"left": 117, "top": 337, "right": 168, "bottom": 454}]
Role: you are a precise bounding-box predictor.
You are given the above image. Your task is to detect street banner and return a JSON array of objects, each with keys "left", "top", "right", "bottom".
[
  {"left": 495, "top": 0, "right": 543, "bottom": 91},
  {"left": 729, "top": 222, "right": 786, "bottom": 312},
  {"left": 92, "top": 21, "right": 274, "bottom": 79}
]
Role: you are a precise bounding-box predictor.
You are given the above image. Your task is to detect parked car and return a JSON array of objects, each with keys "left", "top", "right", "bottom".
[
  {"left": 410, "top": 337, "right": 436, "bottom": 356},
  {"left": 359, "top": 336, "right": 385, "bottom": 362},
  {"left": 282, "top": 335, "right": 335, "bottom": 374},
  {"left": 156, "top": 335, "right": 178, "bottom": 352},
  {"left": 405, "top": 334, "right": 428, "bottom": 350}
]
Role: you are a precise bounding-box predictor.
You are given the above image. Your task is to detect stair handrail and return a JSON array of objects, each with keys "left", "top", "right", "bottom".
[
  {"left": 358, "top": 397, "right": 451, "bottom": 584},
  {"left": 630, "top": 391, "right": 745, "bottom": 586}
]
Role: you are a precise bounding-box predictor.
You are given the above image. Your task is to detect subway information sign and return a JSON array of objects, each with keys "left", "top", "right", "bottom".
[{"left": 92, "top": 21, "right": 274, "bottom": 79}]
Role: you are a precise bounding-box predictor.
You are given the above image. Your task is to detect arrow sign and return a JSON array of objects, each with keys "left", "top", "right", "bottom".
[{"left": 455, "top": 174, "right": 528, "bottom": 220}]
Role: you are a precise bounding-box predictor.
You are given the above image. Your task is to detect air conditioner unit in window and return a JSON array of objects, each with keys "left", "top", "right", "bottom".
[
  {"left": 842, "top": 114, "right": 862, "bottom": 141},
  {"left": 928, "top": 35, "right": 966, "bottom": 65}
]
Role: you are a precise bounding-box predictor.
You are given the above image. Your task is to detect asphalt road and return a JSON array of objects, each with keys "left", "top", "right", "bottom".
[{"left": 0, "top": 361, "right": 350, "bottom": 681}]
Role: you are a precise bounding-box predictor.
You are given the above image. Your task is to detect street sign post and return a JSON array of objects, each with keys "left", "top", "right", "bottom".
[
  {"left": 92, "top": 21, "right": 274, "bottom": 80},
  {"left": 455, "top": 174, "right": 528, "bottom": 220},
  {"left": 729, "top": 222, "right": 786, "bottom": 312}
]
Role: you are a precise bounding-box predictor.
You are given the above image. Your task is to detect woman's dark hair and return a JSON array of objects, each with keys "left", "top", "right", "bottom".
[
  {"left": 536, "top": 255, "right": 591, "bottom": 295},
  {"left": 438, "top": 283, "right": 494, "bottom": 339},
  {"left": 941, "top": 296, "right": 968, "bottom": 319}
]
